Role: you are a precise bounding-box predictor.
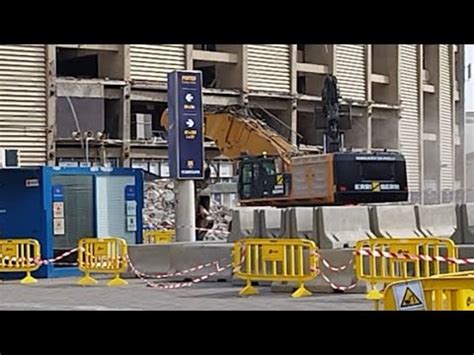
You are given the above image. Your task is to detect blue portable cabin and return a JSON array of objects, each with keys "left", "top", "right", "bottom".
[{"left": 0, "top": 166, "right": 144, "bottom": 278}]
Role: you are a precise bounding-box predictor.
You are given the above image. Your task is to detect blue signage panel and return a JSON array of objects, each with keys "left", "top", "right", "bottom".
[
  {"left": 125, "top": 185, "right": 136, "bottom": 201},
  {"left": 167, "top": 70, "right": 204, "bottom": 180},
  {"left": 52, "top": 185, "right": 64, "bottom": 202}
]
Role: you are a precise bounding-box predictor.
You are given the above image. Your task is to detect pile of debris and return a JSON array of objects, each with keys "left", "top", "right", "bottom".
[
  {"left": 199, "top": 200, "right": 232, "bottom": 241},
  {"left": 142, "top": 179, "right": 233, "bottom": 241},
  {"left": 143, "top": 179, "right": 175, "bottom": 230}
]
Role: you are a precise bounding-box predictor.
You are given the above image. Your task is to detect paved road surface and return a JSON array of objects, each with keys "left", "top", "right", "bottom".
[{"left": 0, "top": 277, "right": 372, "bottom": 310}]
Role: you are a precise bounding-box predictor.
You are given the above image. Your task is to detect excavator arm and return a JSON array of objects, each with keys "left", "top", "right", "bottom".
[{"left": 160, "top": 108, "right": 298, "bottom": 167}]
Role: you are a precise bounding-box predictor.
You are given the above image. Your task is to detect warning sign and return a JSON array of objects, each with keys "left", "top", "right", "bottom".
[
  {"left": 393, "top": 281, "right": 426, "bottom": 311},
  {"left": 262, "top": 245, "right": 284, "bottom": 262},
  {"left": 401, "top": 287, "right": 423, "bottom": 308}
]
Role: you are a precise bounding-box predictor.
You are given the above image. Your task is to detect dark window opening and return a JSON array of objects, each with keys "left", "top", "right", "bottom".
[
  {"left": 360, "top": 162, "right": 395, "bottom": 181},
  {"left": 130, "top": 102, "right": 167, "bottom": 141},
  {"left": 57, "top": 48, "right": 98, "bottom": 78}
]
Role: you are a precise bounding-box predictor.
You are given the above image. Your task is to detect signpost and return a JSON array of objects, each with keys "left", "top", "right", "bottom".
[{"left": 167, "top": 71, "right": 204, "bottom": 242}]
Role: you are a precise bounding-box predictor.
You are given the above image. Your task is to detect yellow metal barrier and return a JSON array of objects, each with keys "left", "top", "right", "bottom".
[
  {"left": 233, "top": 238, "right": 319, "bottom": 298},
  {"left": 0, "top": 239, "right": 41, "bottom": 284},
  {"left": 355, "top": 238, "right": 458, "bottom": 304},
  {"left": 143, "top": 230, "right": 175, "bottom": 244},
  {"left": 383, "top": 274, "right": 474, "bottom": 310},
  {"left": 77, "top": 237, "right": 129, "bottom": 286}
]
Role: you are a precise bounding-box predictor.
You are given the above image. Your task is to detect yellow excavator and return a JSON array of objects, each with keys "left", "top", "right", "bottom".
[{"left": 161, "top": 75, "right": 408, "bottom": 207}]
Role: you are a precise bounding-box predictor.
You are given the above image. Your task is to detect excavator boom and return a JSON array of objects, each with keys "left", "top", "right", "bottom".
[{"left": 161, "top": 108, "right": 298, "bottom": 167}]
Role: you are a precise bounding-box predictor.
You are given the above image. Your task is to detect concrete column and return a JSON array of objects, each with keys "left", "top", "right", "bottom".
[
  {"left": 46, "top": 44, "right": 57, "bottom": 166},
  {"left": 175, "top": 180, "right": 196, "bottom": 242}
]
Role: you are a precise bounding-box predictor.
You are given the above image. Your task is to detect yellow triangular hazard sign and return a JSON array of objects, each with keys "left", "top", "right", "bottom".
[{"left": 401, "top": 287, "right": 423, "bottom": 308}]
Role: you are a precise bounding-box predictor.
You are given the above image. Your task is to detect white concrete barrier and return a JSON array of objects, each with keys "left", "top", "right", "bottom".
[
  {"left": 416, "top": 204, "right": 457, "bottom": 238},
  {"left": 228, "top": 207, "right": 261, "bottom": 241},
  {"left": 317, "top": 206, "right": 375, "bottom": 249},
  {"left": 370, "top": 204, "right": 423, "bottom": 238}
]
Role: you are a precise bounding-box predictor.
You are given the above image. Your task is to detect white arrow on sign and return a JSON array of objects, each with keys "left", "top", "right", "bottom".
[
  {"left": 185, "top": 93, "right": 194, "bottom": 103},
  {"left": 185, "top": 118, "right": 195, "bottom": 128}
]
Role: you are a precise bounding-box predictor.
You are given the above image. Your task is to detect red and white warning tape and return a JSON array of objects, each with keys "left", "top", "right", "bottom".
[
  {"left": 0, "top": 247, "right": 80, "bottom": 266},
  {"left": 320, "top": 257, "right": 353, "bottom": 272},
  {"left": 145, "top": 226, "right": 231, "bottom": 235},
  {"left": 127, "top": 241, "right": 247, "bottom": 290},
  {"left": 354, "top": 248, "right": 474, "bottom": 265},
  {"left": 39, "top": 247, "right": 80, "bottom": 265},
  {"left": 319, "top": 271, "right": 358, "bottom": 292},
  {"left": 129, "top": 256, "right": 231, "bottom": 289},
  {"left": 126, "top": 255, "right": 229, "bottom": 280},
  {"left": 144, "top": 263, "right": 231, "bottom": 290}
]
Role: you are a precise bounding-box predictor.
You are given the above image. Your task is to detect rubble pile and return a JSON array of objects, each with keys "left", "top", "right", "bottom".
[
  {"left": 143, "top": 179, "right": 175, "bottom": 230},
  {"left": 142, "top": 179, "right": 233, "bottom": 241},
  {"left": 201, "top": 200, "right": 232, "bottom": 241}
]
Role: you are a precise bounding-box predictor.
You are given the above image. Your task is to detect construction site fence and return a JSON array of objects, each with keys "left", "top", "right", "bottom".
[
  {"left": 77, "top": 237, "right": 129, "bottom": 286},
  {"left": 143, "top": 229, "right": 175, "bottom": 244},
  {"left": 233, "top": 238, "right": 319, "bottom": 298},
  {"left": 0, "top": 238, "right": 40, "bottom": 284}
]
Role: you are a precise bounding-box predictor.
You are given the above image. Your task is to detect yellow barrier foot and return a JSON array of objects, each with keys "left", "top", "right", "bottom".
[
  {"left": 291, "top": 286, "right": 312, "bottom": 298},
  {"left": 239, "top": 281, "right": 259, "bottom": 297},
  {"left": 20, "top": 273, "right": 38, "bottom": 285},
  {"left": 78, "top": 274, "right": 99, "bottom": 286},
  {"left": 366, "top": 288, "right": 384, "bottom": 301},
  {"left": 107, "top": 276, "right": 128, "bottom": 287}
]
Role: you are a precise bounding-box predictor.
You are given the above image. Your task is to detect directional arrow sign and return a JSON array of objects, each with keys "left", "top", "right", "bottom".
[
  {"left": 186, "top": 118, "right": 195, "bottom": 128},
  {"left": 185, "top": 93, "right": 194, "bottom": 103},
  {"left": 167, "top": 70, "right": 204, "bottom": 180}
]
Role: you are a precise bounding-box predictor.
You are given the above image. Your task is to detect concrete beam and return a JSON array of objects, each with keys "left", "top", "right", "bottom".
[
  {"left": 371, "top": 73, "right": 390, "bottom": 84},
  {"left": 296, "top": 62, "right": 329, "bottom": 75},
  {"left": 131, "top": 90, "right": 168, "bottom": 103},
  {"left": 56, "top": 145, "right": 122, "bottom": 159},
  {"left": 129, "top": 144, "right": 220, "bottom": 160},
  {"left": 122, "top": 84, "right": 131, "bottom": 167},
  {"left": 55, "top": 44, "right": 121, "bottom": 52},
  {"left": 423, "top": 132, "right": 438, "bottom": 141},
  {"left": 423, "top": 84, "right": 436, "bottom": 93},
  {"left": 104, "top": 88, "right": 122, "bottom": 100},
  {"left": 248, "top": 97, "right": 292, "bottom": 111},
  {"left": 204, "top": 94, "right": 240, "bottom": 107},
  {"left": 193, "top": 50, "right": 238, "bottom": 64},
  {"left": 130, "top": 88, "right": 241, "bottom": 106},
  {"left": 56, "top": 81, "right": 104, "bottom": 98},
  {"left": 46, "top": 45, "right": 57, "bottom": 166},
  {"left": 56, "top": 77, "right": 125, "bottom": 87}
]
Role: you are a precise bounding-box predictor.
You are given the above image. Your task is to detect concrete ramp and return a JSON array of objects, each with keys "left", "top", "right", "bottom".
[
  {"left": 228, "top": 207, "right": 260, "bottom": 241},
  {"left": 317, "top": 206, "right": 375, "bottom": 249},
  {"left": 370, "top": 204, "right": 422, "bottom": 238},
  {"left": 416, "top": 204, "right": 457, "bottom": 238}
]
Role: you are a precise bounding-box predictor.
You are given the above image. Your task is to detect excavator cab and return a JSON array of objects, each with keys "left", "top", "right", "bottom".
[{"left": 237, "top": 155, "right": 291, "bottom": 201}]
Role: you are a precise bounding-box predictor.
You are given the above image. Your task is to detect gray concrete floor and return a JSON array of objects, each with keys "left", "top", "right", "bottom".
[{"left": 0, "top": 277, "right": 373, "bottom": 310}]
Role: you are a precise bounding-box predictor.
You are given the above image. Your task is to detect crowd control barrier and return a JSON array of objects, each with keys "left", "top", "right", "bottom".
[
  {"left": 233, "top": 238, "right": 319, "bottom": 298},
  {"left": 77, "top": 237, "right": 129, "bottom": 286}
]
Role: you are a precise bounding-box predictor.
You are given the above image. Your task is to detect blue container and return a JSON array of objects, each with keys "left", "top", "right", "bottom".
[{"left": 0, "top": 166, "right": 144, "bottom": 278}]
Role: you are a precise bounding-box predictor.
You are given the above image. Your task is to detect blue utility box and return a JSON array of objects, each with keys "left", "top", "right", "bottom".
[{"left": 0, "top": 166, "right": 144, "bottom": 278}]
